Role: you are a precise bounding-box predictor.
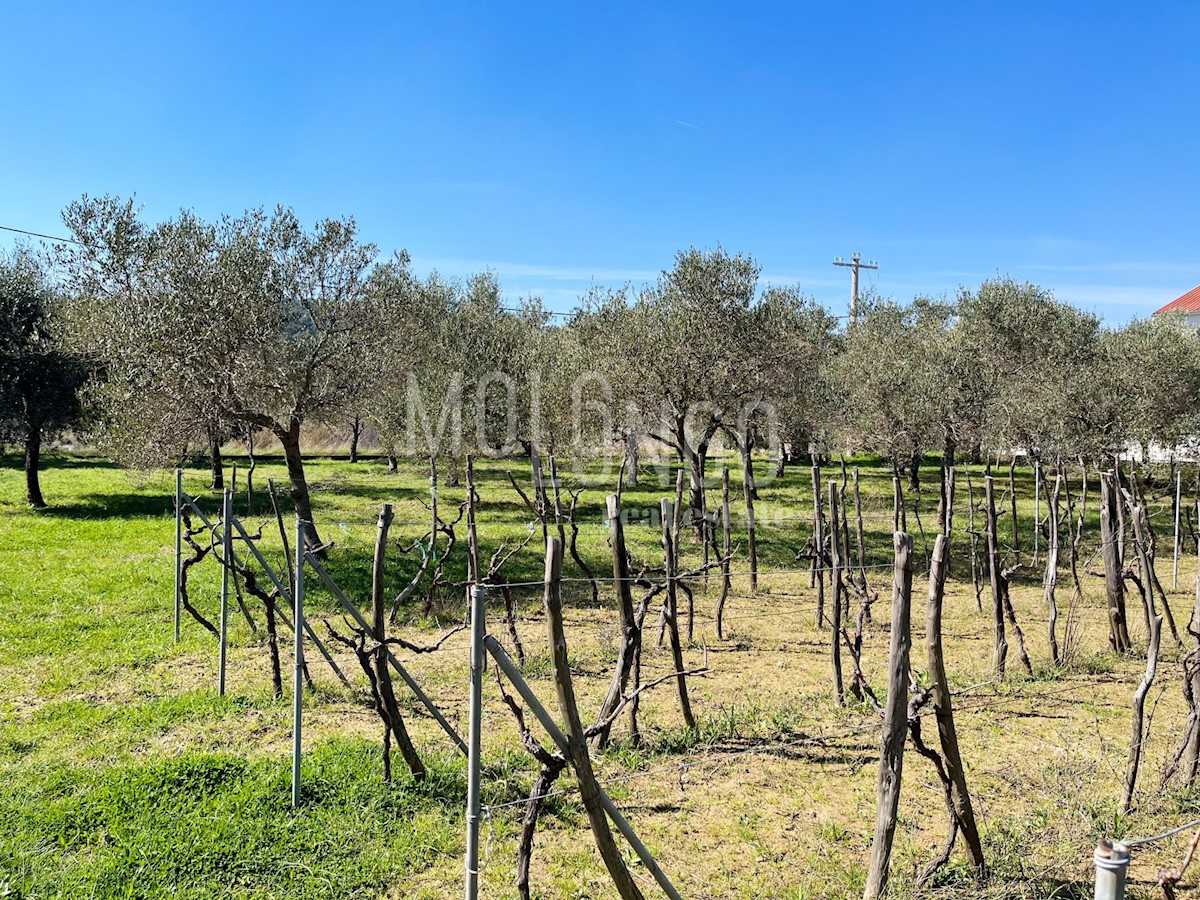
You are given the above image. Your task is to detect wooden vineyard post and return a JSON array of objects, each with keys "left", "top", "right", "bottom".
[
  {"left": 943, "top": 465, "right": 956, "bottom": 538},
  {"left": 985, "top": 476, "right": 1007, "bottom": 678},
  {"left": 372, "top": 504, "right": 425, "bottom": 779},
  {"left": 863, "top": 531, "right": 913, "bottom": 900},
  {"left": 829, "top": 482, "right": 845, "bottom": 705},
  {"left": 926, "top": 533, "right": 986, "bottom": 871},
  {"left": 1175, "top": 469, "right": 1183, "bottom": 591},
  {"left": 967, "top": 471, "right": 983, "bottom": 612},
  {"left": 812, "top": 464, "right": 826, "bottom": 624},
  {"left": 593, "top": 494, "right": 641, "bottom": 750},
  {"left": 853, "top": 467, "right": 868, "bottom": 590},
  {"left": 1008, "top": 456, "right": 1020, "bottom": 564},
  {"left": 942, "top": 465, "right": 956, "bottom": 577},
  {"left": 1122, "top": 505, "right": 1162, "bottom": 813},
  {"left": 1183, "top": 500, "right": 1200, "bottom": 784},
  {"left": 1114, "top": 459, "right": 1127, "bottom": 567},
  {"left": 744, "top": 452, "right": 758, "bottom": 592},
  {"left": 892, "top": 476, "right": 906, "bottom": 532},
  {"left": 1100, "top": 473, "right": 1133, "bottom": 653},
  {"left": 661, "top": 498, "right": 696, "bottom": 728},
  {"left": 717, "top": 467, "right": 732, "bottom": 639},
  {"left": 174, "top": 469, "right": 182, "bottom": 643},
  {"left": 1045, "top": 474, "right": 1062, "bottom": 667},
  {"left": 542, "top": 537, "right": 647, "bottom": 900},
  {"left": 810, "top": 463, "right": 822, "bottom": 586},
  {"left": 486, "top": 635, "right": 680, "bottom": 899}
]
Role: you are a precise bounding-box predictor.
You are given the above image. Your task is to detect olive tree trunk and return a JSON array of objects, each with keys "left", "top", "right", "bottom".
[
  {"left": 275, "top": 421, "right": 322, "bottom": 552},
  {"left": 24, "top": 415, "right": 45, "bottom": 508}
]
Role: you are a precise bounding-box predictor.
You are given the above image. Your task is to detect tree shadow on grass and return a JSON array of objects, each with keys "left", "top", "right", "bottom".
[
  {"left": 37, "top": 454, "right": 122, "bottom": 471},
  {"left": 0, "top": 452, "right": 121, "bottom": 471},
  {"left": 37, "top": 492, "right": 175, "bottom": 520}
]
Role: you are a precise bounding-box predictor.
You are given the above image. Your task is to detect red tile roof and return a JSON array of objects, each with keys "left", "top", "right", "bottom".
[{"left": 1156, "top": 285, "right": 1200, "bottom": 315}]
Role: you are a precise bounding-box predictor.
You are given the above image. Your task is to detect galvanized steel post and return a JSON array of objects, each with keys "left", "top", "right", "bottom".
[
  {"left": 218, "top": 488, "right": 231, "bottom": 696},
  {"left": 1093, "top": 841, "right": 1129, "bottom": 900},
  {"left": 292, "top": 518, "right": 306, "bottom": 809},
  {"left": 174, "top": 469, "right": 182, "bottom": 643},
  {"left": 465, "top": 584, "right": 486, "bottom": 899}
]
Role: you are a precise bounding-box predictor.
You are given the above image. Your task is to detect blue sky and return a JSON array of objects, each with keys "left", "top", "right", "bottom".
[{"left": 2, "top": 2, "right": 1197, "bottom": 321}]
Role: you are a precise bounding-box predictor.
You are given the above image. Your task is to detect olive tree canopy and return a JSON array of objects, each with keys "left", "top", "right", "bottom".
[
  {"left": 61, "top": 195, "right": 383, "bottom": 547},
  {"left": 0, "top": 247, "right": 87, "bottom": 507}
]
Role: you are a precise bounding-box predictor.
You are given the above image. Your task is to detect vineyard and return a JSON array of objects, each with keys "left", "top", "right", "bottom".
[{"left": 3, "top": 450, "right": 1200, "bottom": 899}]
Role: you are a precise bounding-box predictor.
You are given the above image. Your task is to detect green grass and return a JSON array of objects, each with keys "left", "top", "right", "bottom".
[
  {"left": 0, "top": 447, "right": 1194, "bottom": 898},
  {"left": 0, "top": 742, "right": 462, "bottom": 898}
]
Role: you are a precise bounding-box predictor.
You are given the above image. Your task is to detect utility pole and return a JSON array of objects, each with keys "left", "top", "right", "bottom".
[{"left": 833, "top": 252, "right": 878, "bottom": 322}]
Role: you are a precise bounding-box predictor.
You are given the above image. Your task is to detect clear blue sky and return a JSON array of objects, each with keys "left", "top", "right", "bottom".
[{"left": 3, "top": 2, "right": 1197, "bottom": 322}]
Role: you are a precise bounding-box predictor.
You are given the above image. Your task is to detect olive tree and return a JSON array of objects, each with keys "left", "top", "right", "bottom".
[
  {"left": 0, "top": 248, "right": 87, "bottom": 507},
  {"left": 837, "top": 297, "right": 953, "bottom": 485},
  {"left": 366, "top": 265, "right": 551, "bottom": 481},
  {"left": 744, "top": 284, "right": 838, "bottom": 476},
  {"left": 579, "top": 247, "right": 765, "bottom": 518},
  {"left": 952, "top": 277, "right": 1100, "bottom": 461},
  {"left": 61, "top": 196, "right": 381, "bottom": 547}
]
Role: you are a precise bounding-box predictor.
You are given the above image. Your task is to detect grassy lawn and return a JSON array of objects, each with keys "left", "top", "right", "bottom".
[{"left": 2, "top": 449, "right": 1199, "bottom": 898}]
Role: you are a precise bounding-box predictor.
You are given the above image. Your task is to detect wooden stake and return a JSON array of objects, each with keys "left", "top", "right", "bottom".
[
  {"left": 853, "top": 467, "right": 868, "bottom": 591},
  {"left": 592, "top": 495, "right": 641, "bottom": 750},
  {"left": 1008, "top": 456, "right": 1020, "bottom": 564},
  {"left": 1101, "top": 473, "right": 1133, "bottom": 653},
  {"left": 1122, "top": 505, "right": 1162, "bottom": 813},
  {"left": 542, "top": 537, "right": 647, "bottom": 900},
  {"left": 372, "top": 504, "right": 425, "bottom": 779},
  {"left": 661, "top": 498, "right": 695, "bottom": 728},
  {"left": 926, "top": 533, "right": 986, "bottom": 871},
  {"left": 985, "top": 476, "right": 1007, "bottom": 678},
  {"left": 1045, "top": 474, "right": 1062, "bottom": 667},
  {"left": 966, "top": 471, "right": 983, "bottom": 612},
  {"left": 813, "top": 465, "right": 827, "bottom": 624},
  {"left": 744, "top": 451, "right": 758, "bottom": 592},
  {"left": 717, "top": 466, "right": 732, "bottom": 639},
  {"left": 863, "top": 531, "right": 913, "bottom": 900},
  {"left": 811, "top": 463, "right": 822, "bottom": 591},
  {"left": 830, "top": 482, "right": 845, "bottom": 705}
]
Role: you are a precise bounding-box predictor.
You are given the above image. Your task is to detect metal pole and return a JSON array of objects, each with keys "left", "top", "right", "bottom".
[
  {"left": 464, "top": 585, "right": 485, "bottom": 900},
  {"left": 1174, "top": 470, "right": 1182, "bottom": 590},
  {"left": 174, "top": 469, "right": 182, "bottom": 643},
  {"left": 1093, "top": 841, "right": 1129, "bottom": 900},
  {"left": 292, "top": 518, "right": 305, "bottom": 809},
  {"left": 1034, "top": 461, "right": 1040, "bottom": 565},
  {"left": 484, "top": 635, "right": 684, "bottom": 900},
  {"left": 218, "top": 488, "right": 231, "bottom": 696}
]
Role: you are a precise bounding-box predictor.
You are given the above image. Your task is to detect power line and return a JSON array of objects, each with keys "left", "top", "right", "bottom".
[
  {"left": 2, "top": 222, "right": 863, "bottom": 321},
  {"left": 0, "top": 224, "right": 79, "bottom": 245}
]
